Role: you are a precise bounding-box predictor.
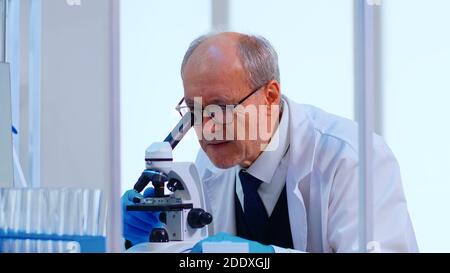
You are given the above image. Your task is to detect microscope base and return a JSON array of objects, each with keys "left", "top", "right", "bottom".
[{"left": 126, "top": 241, "right": 196, "bottom": 253}]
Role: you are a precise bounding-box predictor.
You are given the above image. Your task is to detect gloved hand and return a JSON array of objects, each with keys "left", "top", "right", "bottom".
[
  {"left": 190, "top": 232, "right": 274, "bottom": 253},
  {"left": 122, "top": 188, "right": 163, "bottom": 246}
]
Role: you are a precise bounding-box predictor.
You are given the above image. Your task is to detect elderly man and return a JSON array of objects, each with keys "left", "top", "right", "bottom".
[{"left": 122, "top": 32, "right": 418, "bottom": 253}]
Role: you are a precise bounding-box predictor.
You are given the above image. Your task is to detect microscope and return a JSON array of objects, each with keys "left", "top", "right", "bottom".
[{"left": 126, "top": 113, "right": 213, "bottom": 253}]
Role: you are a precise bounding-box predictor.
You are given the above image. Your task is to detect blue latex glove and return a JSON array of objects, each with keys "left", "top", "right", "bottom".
[
  {"left": 190, "top": 232, "right": 274, "bottom": 253},
  {"left": 122, "top": 188, "right": 163, "bottom": 246}
]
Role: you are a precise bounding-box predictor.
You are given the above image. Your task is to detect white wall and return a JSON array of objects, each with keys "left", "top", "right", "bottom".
[
  {"left": 120, "top": 0, "right": 211, "bottom": 193},
  {"left": 382, "top": 0, "right": 450, "bottom": 252},
  {"left": 230, "top": 0, "right": 354, "bottom": 120}
]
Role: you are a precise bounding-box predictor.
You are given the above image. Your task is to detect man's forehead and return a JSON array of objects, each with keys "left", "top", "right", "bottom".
[
  {"left": 182, "top": 33, "right": 250, "bottom": 103},
  {"left": 185, "top": 91, "right": 233, "bottom": 105},
  {"left": 182, "top": 56, "right": 248, "bottom": 101}
]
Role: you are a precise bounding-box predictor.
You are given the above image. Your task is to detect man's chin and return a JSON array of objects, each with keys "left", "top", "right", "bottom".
[
  {"left": 211, "top": 161, "right": 236, "bottom": 169},
  {"left": 201, "top": 142, "right": 241, "bottom": 169},
  {"left": 207, "top": 154, "right": 239, "bottom": 169}
]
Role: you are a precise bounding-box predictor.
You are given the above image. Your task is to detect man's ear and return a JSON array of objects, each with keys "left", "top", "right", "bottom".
[{"left": 264, "top": 80, "right": 281, "bottom": 105}]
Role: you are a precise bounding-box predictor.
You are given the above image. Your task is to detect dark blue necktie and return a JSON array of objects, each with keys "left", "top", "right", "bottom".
[{"left": 239, "top": 169, "right": 269, "bottom": 242}]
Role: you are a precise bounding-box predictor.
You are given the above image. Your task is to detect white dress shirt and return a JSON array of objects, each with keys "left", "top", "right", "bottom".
[{"left": 236, "top": 99, "right": 290, "bottom": 216}]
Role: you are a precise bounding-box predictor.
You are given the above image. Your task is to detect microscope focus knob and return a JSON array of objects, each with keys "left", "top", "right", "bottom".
[
  {"left": 188, "top": 208, "right": 213, "bottom": 229},
  {"left": 149, "top": 228, "right": 169, "bottom": 242},
  {"left": 167, "top": 179, "right": 184, "bottom": 192}
]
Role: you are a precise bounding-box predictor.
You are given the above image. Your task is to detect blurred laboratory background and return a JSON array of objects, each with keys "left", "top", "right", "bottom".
[{"left": 0, "top": 0, "right": 449, "bottom": 252}]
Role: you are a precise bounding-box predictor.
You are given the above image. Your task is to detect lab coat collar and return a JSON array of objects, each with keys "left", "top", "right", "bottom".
[{"left": 284, "top": 95, "right": 316, "bottom": 185}]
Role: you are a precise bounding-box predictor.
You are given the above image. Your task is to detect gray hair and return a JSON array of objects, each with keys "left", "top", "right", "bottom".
[{"left": 181, "top": 33, "right": 280, "bottom": 89}]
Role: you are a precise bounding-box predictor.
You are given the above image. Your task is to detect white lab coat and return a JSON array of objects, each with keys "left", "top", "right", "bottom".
[{"left": 195, "top": 96, "right": 418, "bottom": 253}]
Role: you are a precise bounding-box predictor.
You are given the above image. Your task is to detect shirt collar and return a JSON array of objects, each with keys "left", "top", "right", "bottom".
[{"left": 241, "top": 99, "right": 290, "bottom": 183}]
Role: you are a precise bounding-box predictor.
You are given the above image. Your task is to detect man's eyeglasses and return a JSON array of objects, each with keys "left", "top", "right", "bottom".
[{"left": 175, "top": 82, "right": 269, "bottom": 125}]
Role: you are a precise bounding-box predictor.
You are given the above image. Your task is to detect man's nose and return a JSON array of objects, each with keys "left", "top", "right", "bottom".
[
  {"left": 204, "top": 117, "right": 221, "bottom": 133},
  {"left": 202, "top": 117, "right": 227, "bottom": 139}
]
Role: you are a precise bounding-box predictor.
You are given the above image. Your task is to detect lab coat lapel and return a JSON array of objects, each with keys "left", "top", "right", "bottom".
[{"left": 284, "top": 96, "right": 317, "bottom": 251}]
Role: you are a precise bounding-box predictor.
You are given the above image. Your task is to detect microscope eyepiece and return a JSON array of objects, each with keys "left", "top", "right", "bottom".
[{"left": 164, "top": 111, "right": 195, "bottom": 149}]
